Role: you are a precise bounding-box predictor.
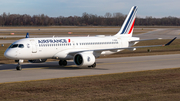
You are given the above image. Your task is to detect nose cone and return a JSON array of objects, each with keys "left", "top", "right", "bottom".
[{"left": 4, "top": 49, "right": 17, "bottom": 59}]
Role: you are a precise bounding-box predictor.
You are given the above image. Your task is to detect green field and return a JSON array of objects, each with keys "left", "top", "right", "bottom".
[{"left": 0, "top": 68, "right": 180, "bottom": 101}]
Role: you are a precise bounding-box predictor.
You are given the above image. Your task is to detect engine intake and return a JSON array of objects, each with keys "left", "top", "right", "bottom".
[
  {"left": 28, "top": 59, "right": 47, "bottom": 63},
  {"left": 74, "top": 53, "right": 95, "bottom": 66}
]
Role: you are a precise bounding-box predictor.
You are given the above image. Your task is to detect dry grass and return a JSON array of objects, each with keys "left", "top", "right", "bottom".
[{"left": 0, "top": 68, "right": 180, "bottom": 101}]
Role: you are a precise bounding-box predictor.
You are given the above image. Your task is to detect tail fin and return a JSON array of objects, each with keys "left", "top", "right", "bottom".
[
  {"left": 114, "top": 6, "right": 138, "bottom": 37},
  {"left": 26, "top": 32, "right": 29, "bottom": 38}
]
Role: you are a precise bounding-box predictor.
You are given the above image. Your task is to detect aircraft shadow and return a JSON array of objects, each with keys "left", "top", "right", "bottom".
[{"left": 0, "top": 61, "right": 108, "bottom": 70}]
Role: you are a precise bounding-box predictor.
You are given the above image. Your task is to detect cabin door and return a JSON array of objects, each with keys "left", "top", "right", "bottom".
[{"left": 30, "top": 40, "right": 37, "bottom": 53}]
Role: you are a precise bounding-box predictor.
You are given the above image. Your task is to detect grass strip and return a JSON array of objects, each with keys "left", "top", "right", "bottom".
[{"left": 0, "top": 68, "right": 180, "bottom": 101}]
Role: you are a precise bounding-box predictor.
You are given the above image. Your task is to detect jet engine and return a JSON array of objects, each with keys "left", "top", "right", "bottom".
[
  {"left": 28, "top": 59, "right": 47, "bottom": 63},
  {"left": 74, "top": 53, "right": 95, "bottom": 66}
]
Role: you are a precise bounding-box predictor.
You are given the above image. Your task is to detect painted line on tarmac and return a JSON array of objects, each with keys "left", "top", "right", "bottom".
[{"left": 0, "top": 67, "right": 180, "bottom": 85}]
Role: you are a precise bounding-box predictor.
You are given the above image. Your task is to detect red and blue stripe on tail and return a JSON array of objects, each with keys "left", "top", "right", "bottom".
[{"left": 115, "top": 6, "right": 138, "bottom": 37}]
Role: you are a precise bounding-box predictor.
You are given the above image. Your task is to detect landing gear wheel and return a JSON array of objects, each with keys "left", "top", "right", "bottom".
[
  {"left": 59, "top": 60, "right": 67, "bottom": 66},
  {"left": 92, "top": 62, "right": 96, "bottom": 68},
  {"left": 59, "top": 60, "right": 63, "bottom": 66},
  {"left": 88, "top": 62, "right": 96, "bottom": 68},
  {"left": 15, "top": 59, "right": 23, "bottom": 71},
  {"left": 16, "top": 66, "right": 22, "bottom": 71}
]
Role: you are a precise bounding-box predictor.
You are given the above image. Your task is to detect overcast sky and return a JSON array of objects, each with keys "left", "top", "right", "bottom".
[{"left": 0, "top": 0, "right": 179, "bottom": 18}]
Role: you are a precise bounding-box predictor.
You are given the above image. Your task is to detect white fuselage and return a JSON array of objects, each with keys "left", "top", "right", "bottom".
[{"left": 4, "top": 35, "right": 139, "bottom": 60}]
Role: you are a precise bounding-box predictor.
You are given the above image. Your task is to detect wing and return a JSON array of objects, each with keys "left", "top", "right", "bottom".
[
  {"left": 68, "top": 37, "right": 177, "bottom": 56},
  {"left": 129, "top": 38, "right": 162, "bottom": 43}
]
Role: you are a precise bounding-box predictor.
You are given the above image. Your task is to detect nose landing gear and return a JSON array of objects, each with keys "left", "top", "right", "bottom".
[
  {"left": 16, "top": 65, "right": 21, "bottom": 70},
  {"left": 15, "top": 60, "right": 23, "bottom": 70}
]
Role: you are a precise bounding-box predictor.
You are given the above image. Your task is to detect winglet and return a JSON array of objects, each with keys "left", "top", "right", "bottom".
[
  {"left": 165, "top": 37, "right": 177, "bottom": 46},
  {"left": 26, "top": 32, "right": 29, "bottom": 38}
]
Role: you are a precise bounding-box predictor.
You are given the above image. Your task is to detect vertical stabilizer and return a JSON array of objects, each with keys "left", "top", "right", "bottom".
[{"left": 114, "top": 6, "right": 138, "bottom": 37}]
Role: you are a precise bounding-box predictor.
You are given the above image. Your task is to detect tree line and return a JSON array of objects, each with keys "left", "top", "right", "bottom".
[{"left": 0, "top": 12, "right": 180, "bottom": 26}]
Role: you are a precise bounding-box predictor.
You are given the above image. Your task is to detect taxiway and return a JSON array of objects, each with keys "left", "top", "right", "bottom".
[{"left": 0, "top": 54, "right": 180, "bottom": 83}]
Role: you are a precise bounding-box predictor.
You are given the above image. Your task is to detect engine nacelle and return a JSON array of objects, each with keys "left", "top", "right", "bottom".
[
  {"left": 74, "top": 53, "right": 95, "bottom": 66},
  {"left": 28, "top": 59, "right": 47, "bottom": 63}
]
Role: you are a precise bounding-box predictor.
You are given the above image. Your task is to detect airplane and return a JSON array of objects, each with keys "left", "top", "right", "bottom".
[{"left": 4, "top": 6, "right": 176, "bottom": 70}]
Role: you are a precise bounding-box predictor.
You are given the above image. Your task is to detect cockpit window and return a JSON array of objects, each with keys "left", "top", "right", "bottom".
[
  {"left": 18, "top": 44, "right": 24, "bottom": 48},
  {"left": 9, "top": 44, "right": 18, "bottom": 48},
  {"left": 9, "top": 44, "right": 24, "bottom": 48}
]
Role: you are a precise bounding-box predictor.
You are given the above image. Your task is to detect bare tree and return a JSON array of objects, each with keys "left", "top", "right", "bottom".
[
  {"left": 104, "top": 12, "right": 112, "bottom": 18},
  {"left": 0, "top": 12, "right": 180, "bottom": 26}
]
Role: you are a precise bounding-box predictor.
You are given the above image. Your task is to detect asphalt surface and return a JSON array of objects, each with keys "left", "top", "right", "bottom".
[{"left": 0, "top": 54, "right": 180, "bottom": 83}]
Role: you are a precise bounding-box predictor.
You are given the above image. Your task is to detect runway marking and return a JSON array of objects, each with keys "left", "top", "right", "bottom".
[
  {"left": 0, "top": 57, "right": 180, "bottom": 72},
  {"left": 0, "top": 67, "right": 180, "bottom": 85}
]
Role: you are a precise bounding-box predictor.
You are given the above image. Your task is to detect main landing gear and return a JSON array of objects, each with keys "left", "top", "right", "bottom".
[
  {"left": 58, "top": 60, "right": 96, "bottom": 68},
  {"left": 59, "top": 60, "right": 67, "bottom": 66},
  {"left": 15, "top": 60, "right": 23, "bottom": 70},
  {"left": 88, "top": 62, "right": 96, "bottom": 68}
]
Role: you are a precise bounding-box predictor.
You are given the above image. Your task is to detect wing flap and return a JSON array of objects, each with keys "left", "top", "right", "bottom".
[{"left": 129, "top": 38, "right": 162, "bottom": 43}]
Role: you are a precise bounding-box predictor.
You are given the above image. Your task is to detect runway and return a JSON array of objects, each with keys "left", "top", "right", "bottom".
[{"left": 0, "top": 54, "right": 180, "bottom": 83}]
